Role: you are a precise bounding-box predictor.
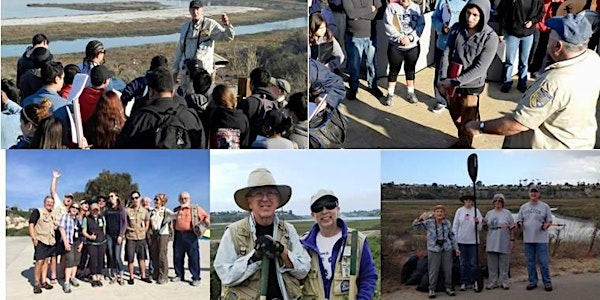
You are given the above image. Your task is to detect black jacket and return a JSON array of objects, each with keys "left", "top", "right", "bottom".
[
  {"left": 115, "top": 97, "right": 206, "bottom": 148},
  {"left": 236, "top": 87, "right": 277, "bottom": 144},
  {"left": 209, "top": 106, "right": 250, "bottom": 148},
  {"left": 497, "top": 0, "right": 544, "bottom": 37}
]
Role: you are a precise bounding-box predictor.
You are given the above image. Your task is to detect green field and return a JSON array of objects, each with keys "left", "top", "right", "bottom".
[{"left": 210, "top": 218, "right": 381, "bottom": 300}]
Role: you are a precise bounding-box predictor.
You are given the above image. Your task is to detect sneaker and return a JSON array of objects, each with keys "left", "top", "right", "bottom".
[
  {"left": 70, "top": 278, "right": 79, "bottom": 287},
  {"left": 428, "top": 290, "right": 436, "bottom": 298},
  {"left": 191, "top": 280, "right": 201, "bottom": 286},
  {"left": 63, "top": 282, "right": 71, "bottom": 293},
  {"left": 384, "top": 94, "right": 393, "bottom": 106},
  {"left": 500, "top": 83, "right": 512, "bottom": 93},
  {"left": 486, "top": 283, "right": 498, "bottom": 290},
  {"left": 544, "top": 284, "right": 553, "bottom": 291},
  {"left": 459, "top": 284, "right": 467, "bottom": 291},
  {"left": 369, "top": 87, "right": 384, "bottom": 98},
  {"left": 41, "top": 282, "right": 53, "bottom": 290},
  {"left": 501, "top": 283, "right": 510, "bottom": 290},
  {"left": 33, "top": 285, "right": 42, "bottom": 294},
  {"left": 127, "top": 278, "right": 134, "bottom": 285},
  {"left": 407, "top": 92, "right": 419, "bottom": 104},
  {"left": 432, "top": 102, "right": 446, "bottom": 113},
  {"left": 526, "top": 283, "right": 537, "bottom": 290},
  {"left": 445, "top": 288, "right": 456, "bottom": 296},
  {"left": 157, "top": 279, "right": 167, "bottom": 285},
  {"left": 347, "top": 89, "right": 357, "bottom": 100},
  {"left": 171, "top": 277, "right": 182, "bottom": 283}
]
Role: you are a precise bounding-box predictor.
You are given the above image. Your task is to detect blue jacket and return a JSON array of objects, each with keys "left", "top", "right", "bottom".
[
  {"left": 309, "top": 59, "right": 346, "bottom": 108},
  {"left": 301, "top": 219, "right": 378, "bottom": 300},
  {"left": 432, "top": 0, "right": 469, "bottom": 50}
]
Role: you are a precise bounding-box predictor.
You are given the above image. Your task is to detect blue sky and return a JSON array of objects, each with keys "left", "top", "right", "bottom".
[
  {"left": 210, "top": 150, "right": 381, "bottom": 214},
  {"left": 381, "top": 150, "right": 600, "bottom": 186},
  {"left": 5, "top": 150, "right": 210, "bottom": 211}
]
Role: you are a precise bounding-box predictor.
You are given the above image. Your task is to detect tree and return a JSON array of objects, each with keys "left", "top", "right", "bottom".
[
  {"left": 476, "top": 180, "right": 483, "bottom": 187},
  {"left": 432, "top": 182, "right": 438, "bottom": 188},
  {"left": 82, "top": 170, "right": 139, "bottom": 205}
]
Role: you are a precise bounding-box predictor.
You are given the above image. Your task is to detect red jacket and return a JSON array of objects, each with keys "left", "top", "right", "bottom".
[
  {"left": 536, "top": 0, "right": 564, "bottom": 32},
  {"left": 79, "top": 87, "right": 104, "bottom": 125},
  {"left": 58, "top": 84, "right": 73, "bottom": 99}
]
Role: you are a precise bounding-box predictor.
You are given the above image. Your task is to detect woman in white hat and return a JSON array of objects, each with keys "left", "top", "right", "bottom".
[
  {"left": 214, "top": 168, "right": 310, "bottom": 300},
  {"left": 482, "top": 193, "right": 515, "bottom": 290}
]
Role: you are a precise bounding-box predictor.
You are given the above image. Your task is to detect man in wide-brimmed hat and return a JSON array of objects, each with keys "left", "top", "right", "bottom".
[
  {"left": 453, "top": 193, "right": 483, "bottom": 291},
  {"left": 300, "top": 189, "right": 378, "bottom": 299},
  {"left": 214, "top": 168, "right": 310, "bottom": 300}
]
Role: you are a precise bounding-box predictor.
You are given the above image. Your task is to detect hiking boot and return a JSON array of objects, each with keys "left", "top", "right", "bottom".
[
  {"left": 127, "top": 278, "right": 134, "bottom": 285},
  {"left": 347, "top": 89, "right": 357, "bottom": 100},
  {"left": 97, "top": 280, "right": 103, "bottom": 287},
  {"left": 500, "top": 82, "right": 512, "bottom": 93},
  {"left": 428, "top": 290, "right": 436, "bottom": 298},
  {"left": 41, "top": 282, "right": 53, "bottom": 290},
  {"left": 446, "top": 288, "right": 456, "bottom": 296},
  {"left": 369, "top": 87, "right": 384, "bottom": 98},
  {"left": 191, "top": 280, "right": 201, "bottom": 286},
  {"left": 486, "top": 283, "right": 498, "bottom": 290},
  {"left": 432, "top": 102, "right": 446, "bottom": 113},
  {"left": 526, "top": 283, "right": 537, "bottom": 290},
  {"left": 384, "top": 94, "right": 393, "bottom": 106},
  {"left": 171, "top": 277, "right": 182, "bottom": 283},
  {"left": 70, "top": 278, "right": 79, "bottom": 287},
  {"left": 33, "top": 285, "right": 42, "bottom": 294},
  {"left": 63, "top": 282, "right": 71, "bottom": 293},
  {"left": 501, "top": 283, "right": 510, "bottom": 290},
  {"left": 459, "top": 284, "right": 467, "bottom": 291},
  {"left": 544, "top": 284, "right": 553, "bottom": 291},
  {"left": 407, "top": 92, "right": 419, "bottom": 104},
  {"left": 157, "top": 278, "right": 167, "bottom": 285}
]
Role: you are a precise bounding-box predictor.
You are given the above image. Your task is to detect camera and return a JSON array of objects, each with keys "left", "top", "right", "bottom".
[{"left": 436, "top": 239, "right": 444, "bottom": 246}]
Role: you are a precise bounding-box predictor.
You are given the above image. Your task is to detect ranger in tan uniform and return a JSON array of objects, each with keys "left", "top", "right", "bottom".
[
  {"left": 466, "top": 13, "right": 600, "bottom": 148},
  {"left": 300, "top": 190, "right": 378, "bottom": 300},
  {"left": 214, "top": 168, "right": 310, "bottom": 300},
  {"left": 125, "top": 191, "right": 150, "bottom": 285},
  {"left": 28, "top": 196, "right": 57, "bottom": 294}
]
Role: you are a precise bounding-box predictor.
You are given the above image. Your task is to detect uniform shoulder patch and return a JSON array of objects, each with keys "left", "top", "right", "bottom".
[{"left": 529, "top": 87, "right": 553, "bottom": 108}]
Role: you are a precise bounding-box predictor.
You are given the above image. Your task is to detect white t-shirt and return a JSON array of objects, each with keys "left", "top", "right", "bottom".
[{"left": 316, "top": 230, "right": 342, "bottom": 280}]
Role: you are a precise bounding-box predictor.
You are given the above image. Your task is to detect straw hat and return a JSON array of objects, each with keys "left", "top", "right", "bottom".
[{"left": 234, "top": 168, "right": 292, "bottom": 211}]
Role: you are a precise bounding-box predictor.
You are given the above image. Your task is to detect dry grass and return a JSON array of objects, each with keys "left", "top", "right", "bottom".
[{"left": 381, "top": 199, "right": 600, "bottom": 294}]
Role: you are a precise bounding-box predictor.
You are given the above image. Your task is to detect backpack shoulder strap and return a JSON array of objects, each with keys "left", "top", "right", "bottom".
[{"left": 191, "top": 205, "right": 199, "bottom": 227}]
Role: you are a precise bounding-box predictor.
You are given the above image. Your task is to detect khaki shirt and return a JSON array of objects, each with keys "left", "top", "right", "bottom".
[
  {"left": 126, "top": 206, "right": 148, "bottom": 241},
  {"left": 505, "top": 49, "right": 600, "bottom": 149}
]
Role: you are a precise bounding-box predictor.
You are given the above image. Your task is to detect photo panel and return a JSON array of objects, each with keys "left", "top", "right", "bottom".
[
  {"left": 5, "top": 150, "right": 210, "bottom": 299},
  {"left": 210, "top": 150, "right": 381, "bottom": 299},
  {"left": 380, "top": 150, "right": 600, "bottom": 299}
]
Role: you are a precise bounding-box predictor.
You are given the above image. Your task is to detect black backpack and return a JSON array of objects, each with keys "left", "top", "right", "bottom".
[
  {"left": 309, "top": 106, "right": 347, "bottom": 149},
  {"left": 139, "top": 105, "right": 191, "bottom": 149}
]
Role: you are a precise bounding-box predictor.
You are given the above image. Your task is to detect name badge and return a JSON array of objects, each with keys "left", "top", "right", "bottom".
[{"left": 340, "top": 280, "right": 350, "bottom": 293}]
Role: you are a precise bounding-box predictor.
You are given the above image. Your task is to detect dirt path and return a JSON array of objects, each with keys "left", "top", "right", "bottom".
[{"left": 1, "top": 6, "right": 262, "bottom": 26}]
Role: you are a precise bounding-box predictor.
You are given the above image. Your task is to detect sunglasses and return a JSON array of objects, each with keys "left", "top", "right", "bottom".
[
  {"left": 131, "top": 196, "right": 140, "bottom": 200},
  {"left": 310, "top": 200, "right": 338, "bottom": 213}
]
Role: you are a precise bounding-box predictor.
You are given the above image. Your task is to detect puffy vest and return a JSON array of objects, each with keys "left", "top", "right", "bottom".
[
  {"left": 221, "top": 217, "right": 302, "bottom": 300},
  {"left": 126, "top": 207, "right": 148, "bottom": 240},
  {"left": 301, "top": 228, "right": 366, "bottom": 300},
  {"left": 35, "top": 208, "right": 56, "bottom": 246}
]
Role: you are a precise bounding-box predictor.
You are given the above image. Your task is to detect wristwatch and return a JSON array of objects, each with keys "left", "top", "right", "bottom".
[{"left": 479, "top": 121, "right": 485, "bottom": 133}]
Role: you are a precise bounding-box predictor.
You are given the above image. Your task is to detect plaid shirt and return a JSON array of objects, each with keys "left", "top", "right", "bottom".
[
  {"left": 413, "top": 217, "right": 458, "bottom": 252},
  {"left": 59, "top": 213, "right": 80, "bottom": 244}
]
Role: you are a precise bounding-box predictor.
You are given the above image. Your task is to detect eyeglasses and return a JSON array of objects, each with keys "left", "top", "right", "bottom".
[
  {"left": 248, "top": 189, "right": 279, "bottom": 200},
  {"left": 310, "top": 200, "right": 338, "bottom": 213},
  {"left": 131, "top": 196, "right": 140, "bottom": 200}
]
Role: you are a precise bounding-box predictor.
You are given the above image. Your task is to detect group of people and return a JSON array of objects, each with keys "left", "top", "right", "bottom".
[
  {"left": 413, "top": 184, "right": 554, "bottom": 298},
  {"left": 214, "top": 168, "right": 378, "bottom": 299},
  {"left": 27, "top": 170, "right": 210, "bottom": 294},
  {"left": 2, "top": 0, "right": 308, "bottom": 149},
  {"left": 310, "top": 0, "right": 600, "bottom": 149}
]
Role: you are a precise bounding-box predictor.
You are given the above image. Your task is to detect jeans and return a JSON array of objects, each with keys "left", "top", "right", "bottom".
[
  {"left": 524, "top": 243, "right": 551, "bottom": 285},
  {"left": 173, "top": 231, "right": 200, "bottom": 281},
  {"left": 458, "top": 243, "right": 478, "bottom": 285},
  {"left": 503, "top": 33, "right": 534, "bottom": 85},
  {"left": 106, "top": 235, "right": 124, "bottom": 276},
  {"left": 346, "top": 35, "right": 377, "bottom": 90}
]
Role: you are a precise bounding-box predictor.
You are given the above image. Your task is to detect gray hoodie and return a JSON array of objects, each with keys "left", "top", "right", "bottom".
[{"left": 439, "top": 0, "right": 498, "bottom": 89}]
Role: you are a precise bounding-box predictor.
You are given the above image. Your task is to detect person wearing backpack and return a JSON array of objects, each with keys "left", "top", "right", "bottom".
[
  {"left": 148, "top": 194, "right": 178, "bottom": 284},
  {"left": 237, "top": 67, "right": 278, "bottom": 145},
  {"left": 301, "top": 189, "right": 378, "bottom": 300},
  {"left": 172, "top": 192, "right": 209, "bottom": 286},
  {"left": 121, "top": 55, "right": 169, "bottom": 116},
  {"left": 115, "top": 66, "right": 206, "bottom": 148}
]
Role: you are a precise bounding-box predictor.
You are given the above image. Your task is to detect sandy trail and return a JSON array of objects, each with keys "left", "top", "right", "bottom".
[{"left": 1, "top": 6, "right": 263, "bottom": 26}]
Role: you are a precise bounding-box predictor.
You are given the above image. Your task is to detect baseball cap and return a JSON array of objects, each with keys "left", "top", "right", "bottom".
[
  {"left": 310, "top": 189, "right": 338, "bottom": 206},
  {"left": 529, "top": 184, "right": 541, "bottom": 192},
  {"left": 546, "top": 13, "right": 593, "bottom": 45},
  {"left": 31, "top": 47, "right": 53, "bottom": 68},
  {"left": 90, "top": 65, "right": 114, "bottom": 86},
  {"left": 189, "top": 0, "right": 203, "bottom": 8},
  {"left": 270, "top": 77, "right": 291, "bottom": 94},
  {"left": 64, "top": 193, "right": 74, "bottom": 199},
  {"left": 90, "top": 203, "right": 100, "bottom": 211},
  {"left": 79, "top": 199, "right": 89, "bottom": 205}
]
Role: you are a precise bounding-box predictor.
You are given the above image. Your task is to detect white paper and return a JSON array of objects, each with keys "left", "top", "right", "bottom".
[{"left": 68, "top": 73, "right": 89, "bottom": 146}]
